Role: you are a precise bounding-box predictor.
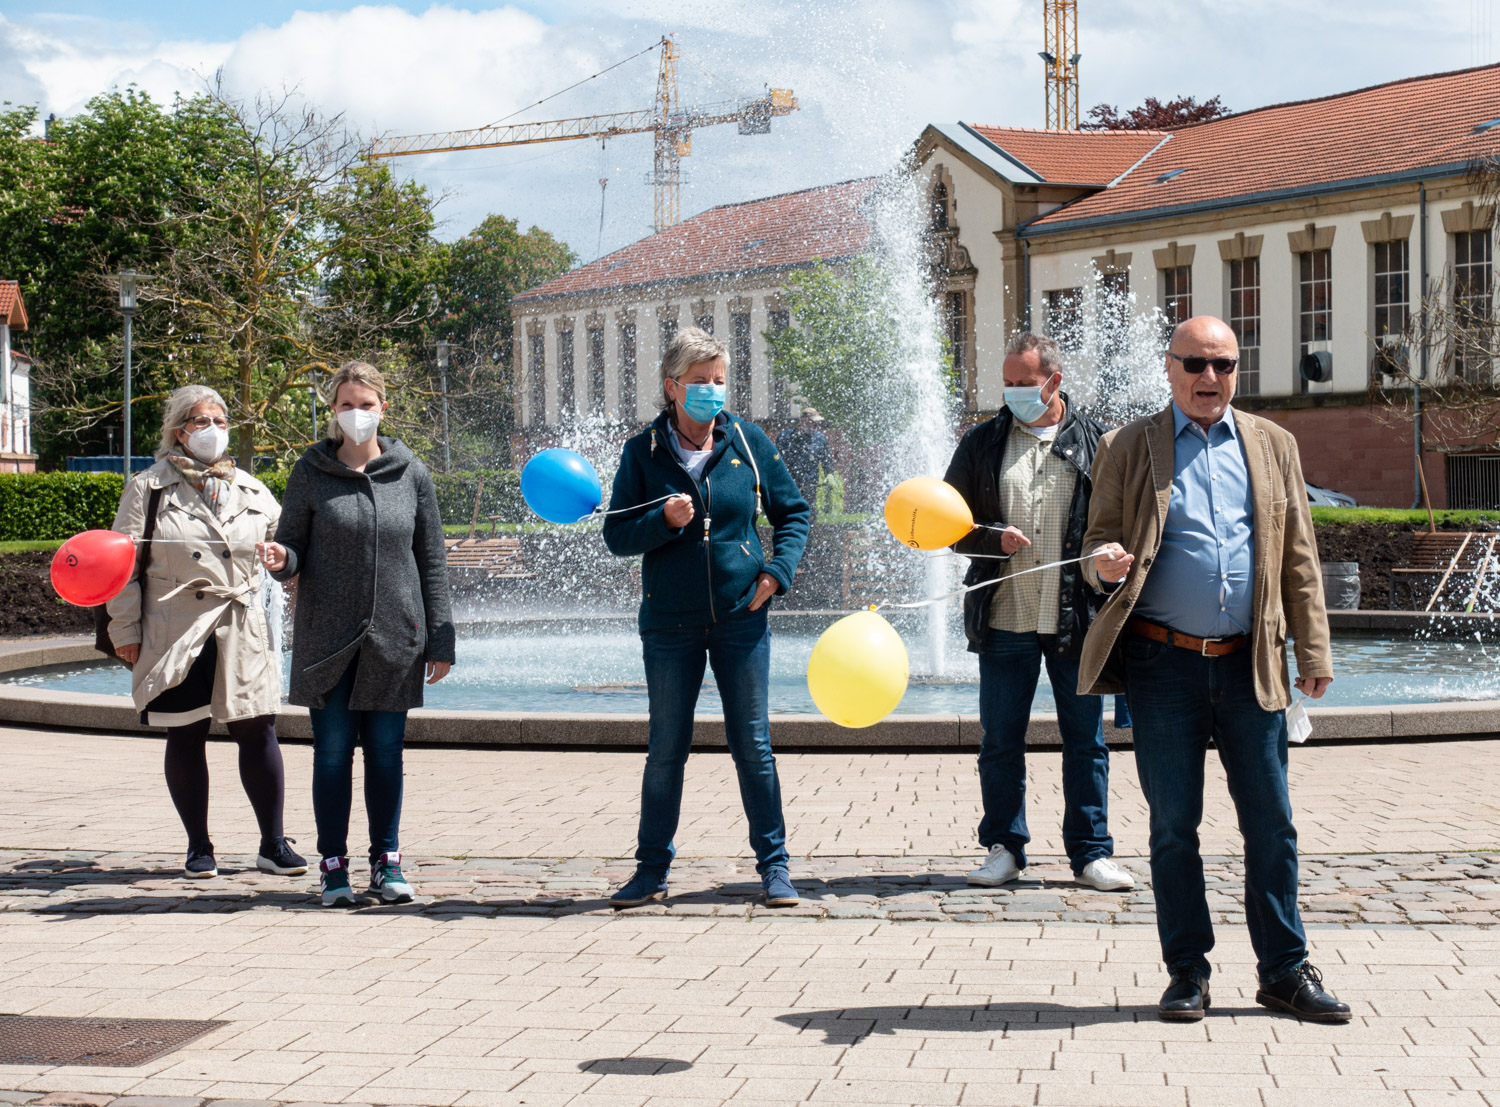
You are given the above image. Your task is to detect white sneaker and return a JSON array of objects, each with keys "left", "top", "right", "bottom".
[
  {"left": 1076, "top": 857, "right": 1135, "bottom": 891},
  {"left": 967, "top": 845, "right": 1024, "bottom": 887}
]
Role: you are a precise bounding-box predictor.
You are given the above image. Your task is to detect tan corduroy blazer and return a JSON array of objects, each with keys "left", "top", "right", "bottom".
[{"left": 1078, "top": 405, "right": 1332, "bottom": 711}]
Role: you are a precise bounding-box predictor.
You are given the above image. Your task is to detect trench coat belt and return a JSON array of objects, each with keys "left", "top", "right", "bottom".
[
  {"left": 156, "top": 578, "right": 257, "bottom": 606},
  {"left": 1126, "top": 616, "right": 1247, "bottom": 657}
]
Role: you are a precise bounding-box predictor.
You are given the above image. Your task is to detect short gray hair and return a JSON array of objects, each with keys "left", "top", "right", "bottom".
[
  {"left": 659, "top": 326, "right": 728, "bottom": 406},
  {"left": 1005, "top": 331, "right": 1064, "bottom": 376},
  {"left": 157, "top": 385, "right": 228, "bottom": 458}
]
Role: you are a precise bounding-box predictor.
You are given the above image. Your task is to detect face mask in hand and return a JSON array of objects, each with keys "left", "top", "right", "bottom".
[
  {"left": 185, "top": 425, "right": 229, "bottom": 464},
  {"left": 1004, "top": 386, "right": 1051, "bottom": 424},
  {"left": 336, "top": 408, "right": 381, "bottom": 445},
  {"left": 678, "top": 382, "right": 726, "bottom": 424},
  {"left": 1286, "top": 696, "right": 1312, "bottom": 744}
]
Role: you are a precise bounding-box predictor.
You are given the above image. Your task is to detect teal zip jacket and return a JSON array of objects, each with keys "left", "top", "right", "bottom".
[{"left": 603, "top": 409, "right": 811, "bottom": 632}]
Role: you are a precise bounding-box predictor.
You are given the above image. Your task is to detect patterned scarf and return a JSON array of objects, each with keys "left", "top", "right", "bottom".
[{"left": 168, "top": 454, "right": 237, "bottom": 517}]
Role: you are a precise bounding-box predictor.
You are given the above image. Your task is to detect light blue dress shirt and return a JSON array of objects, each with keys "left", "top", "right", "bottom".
[{"left": 1134, "top": 403, "right": 1256, "bottom": 638}]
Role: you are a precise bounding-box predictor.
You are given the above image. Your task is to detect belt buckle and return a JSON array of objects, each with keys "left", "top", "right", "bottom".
[{"left": 1199, "top": 636, "right": 1222, "bottom": 656}]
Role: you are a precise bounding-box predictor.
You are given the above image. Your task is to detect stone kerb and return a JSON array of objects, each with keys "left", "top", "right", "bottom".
[{"left": 0, "top": 636, "right": 1495, "bottom": 747}]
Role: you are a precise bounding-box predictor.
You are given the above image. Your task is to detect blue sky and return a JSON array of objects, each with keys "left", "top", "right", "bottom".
[{"left": 1, "top": 1, "right": 1494, "bottom": 259}]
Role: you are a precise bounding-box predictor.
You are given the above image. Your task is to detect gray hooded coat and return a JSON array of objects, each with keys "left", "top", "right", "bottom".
[{"left": 271, "top": 437, "right": 455, "bottom": 711}]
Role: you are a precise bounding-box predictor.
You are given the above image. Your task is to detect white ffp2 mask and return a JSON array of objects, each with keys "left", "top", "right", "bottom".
[
  {"left": 186, "top": 426, "right": 229, "bottom": 464},
  {"left": 337, "top": 408, "right": 381, "bottom": 445},
  {"left": 1286, "top": 696, "right": 1312, "bottom": 744}
]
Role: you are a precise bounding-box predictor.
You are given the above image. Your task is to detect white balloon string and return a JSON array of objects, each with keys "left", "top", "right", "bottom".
[
  {"left": 875, "top": 547, "right": 1125, "bottom": 611},
  {"left": 578, "top": 493, "right": 677, "bottom": 523}
]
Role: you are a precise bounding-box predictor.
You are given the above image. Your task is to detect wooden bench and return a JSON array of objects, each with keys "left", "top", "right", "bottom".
[
  {"left": 444, "top": 537, "right": 535, "bottom": 580},
  {"left": 1388, "top": 531, "right": 1500, "bottom": 612}
]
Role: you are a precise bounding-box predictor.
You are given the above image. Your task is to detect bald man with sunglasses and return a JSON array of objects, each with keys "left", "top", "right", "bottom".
[{"left": 1077, "top": 315, "right": 1349, "bottom": 1024}]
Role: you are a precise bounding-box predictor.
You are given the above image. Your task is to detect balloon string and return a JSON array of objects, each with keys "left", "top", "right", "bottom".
[
  {"left": 578, "top": 493, "right": 676, "bottom": 523},
  {"left": 876, "top": 548, "right": 1121, "bottom": 611}
]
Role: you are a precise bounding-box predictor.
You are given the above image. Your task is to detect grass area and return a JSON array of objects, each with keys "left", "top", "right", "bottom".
[
  {"left": 443, "top": 520, "right": 588, "bottom": 537},
  {"left": 1310, "top": 507, "right": 1500, "bottom": 527},
  {"left": 0, "top": 539, "right": 66, "bottom": 554}
]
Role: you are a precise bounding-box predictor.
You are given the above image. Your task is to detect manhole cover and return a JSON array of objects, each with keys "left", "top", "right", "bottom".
[{"left": 0, "top": 1016, "right": 226, "bottom": 1066}]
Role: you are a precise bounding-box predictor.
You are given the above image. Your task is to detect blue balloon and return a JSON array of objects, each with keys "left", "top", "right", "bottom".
[{"left": 521, "top": 448, "right": 603, "bottom": 524}]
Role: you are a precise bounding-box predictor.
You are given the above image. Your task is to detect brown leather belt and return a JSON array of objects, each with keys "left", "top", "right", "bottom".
[{"left": 1127, "top": 617, "right": 1247, "bottom": 657}]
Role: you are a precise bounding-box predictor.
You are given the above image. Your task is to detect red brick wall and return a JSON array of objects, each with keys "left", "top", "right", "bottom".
[{"left": 1252, "top": 406, "right": 1444, "bottom": 508}]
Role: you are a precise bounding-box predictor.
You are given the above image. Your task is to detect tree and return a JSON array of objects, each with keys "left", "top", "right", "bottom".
[
  {"left": 428, "top": 215, "right": 576, "bottom": 468},
  {"left": 1081, "top": 95, "right": 1231, "bottom": 131}
]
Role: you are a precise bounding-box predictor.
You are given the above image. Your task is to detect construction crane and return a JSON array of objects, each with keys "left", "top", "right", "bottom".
[
  {"left": 1038, "top": 0, "right": 1081, "bottom": 130},
  {"left": 366, "top": 37, "right": 798, "bottom": 232}
]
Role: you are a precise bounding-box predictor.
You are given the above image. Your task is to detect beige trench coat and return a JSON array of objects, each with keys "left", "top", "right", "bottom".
[
  {"left": 1078, "top": 405, "right": 1332, "bottom": 712},
  {"left": 106, "top": 459, "right": 283, "bottom": 722}
]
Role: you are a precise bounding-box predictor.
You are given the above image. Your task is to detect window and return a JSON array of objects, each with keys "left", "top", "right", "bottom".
[
  {"left": 931, "top": 181, "right": 949, "bottom": 230},
  {"left": 1044, "top": 288, "right": 1082, "bottom": 349},
  {"left": 587, "top": 327, "right": 605, "bottom": 417},
  {"left": 1228, "top": 257, "right": 1261, "bottom": 396},
  {"left": 556, "top": 327, "right": 575, "bottom": 416},
  {"left": 1454, "top": 229, "right": 1493, "bottom": 380},
  {"left": 617, "top": 322, "right": 637, "bottom": 422},
  {"left": 1298, "top": 248, "right": 1332, "bottom": 393},
  {"left": 695, "top": 312, "right": 714, "bottom": 335},
  {"left": 528, "top": 333, "right": 545, "bottom": 425},
  {"left": 1372, "top": 239, "right": 1409, "bottom": 383},
  {"left": 1162, "top": 265, "right": 1192, "bottom": 328},
  {"left": 659, "top": 317, "right": 678, "bottom": 354},
  {"left": 768, "top": 308, "right": 791, "bottom": 420},
  {"left": 731, "top": 312, "right": 752, "bottom": 415},
  {"left": 945, "top": 291, "right": 968, "bottom": 374}
]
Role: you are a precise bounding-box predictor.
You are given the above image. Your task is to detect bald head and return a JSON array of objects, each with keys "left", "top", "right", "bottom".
[{"left": 1166, "top": 314, "right": 1240, "bottom": 430}]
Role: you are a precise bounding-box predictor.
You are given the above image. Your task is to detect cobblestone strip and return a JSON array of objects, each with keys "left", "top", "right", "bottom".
[{"left": 2, "top": 848, "right": 1497, "bottom": 925}]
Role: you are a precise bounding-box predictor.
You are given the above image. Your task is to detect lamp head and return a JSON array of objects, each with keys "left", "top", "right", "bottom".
[
  {"left": 117, "top": 269, "right": 137, "bottom": 313},
  {"left": 435, "top": 340, "right": 450, "bottom": 368}
]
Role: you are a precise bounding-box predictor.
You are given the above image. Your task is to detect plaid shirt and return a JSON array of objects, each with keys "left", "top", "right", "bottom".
[{"left": 987, "top": 423, "right": 1074, "bottom": 635}]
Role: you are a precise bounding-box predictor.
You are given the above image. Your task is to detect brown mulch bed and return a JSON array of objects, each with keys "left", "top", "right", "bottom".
[
  {"left": 0, "top": 551, "right": 95, "bottom": 638},
  {"left": 1313, "top": 522, "right": 1428, "bottom": 609}
]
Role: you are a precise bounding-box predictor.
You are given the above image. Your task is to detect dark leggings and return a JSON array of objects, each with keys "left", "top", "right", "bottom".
[{"left": 164, "top": 715, "right": 286, "bottom": 846}]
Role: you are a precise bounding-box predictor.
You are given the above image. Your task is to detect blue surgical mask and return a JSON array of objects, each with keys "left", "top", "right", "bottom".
[
  {"left": 679, "top": 382, "right": 726, "bottom": 424},
  {"left": 1004, "top": 386, "right": 1051, "bottom": 424}
]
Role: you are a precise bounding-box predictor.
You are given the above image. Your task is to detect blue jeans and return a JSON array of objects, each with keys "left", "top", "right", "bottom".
[
  {"left": 310, "top": 660, "right": 408, "bottom": 863},
  {"left": 1123, "top": 636, "right": 1307, "bottom": 984},
  {"left": 977, "top": 630, "right": 1112, "bottom": 873},
  {"left": 637, "top": 611, "right": 788, "bottom": 875}
]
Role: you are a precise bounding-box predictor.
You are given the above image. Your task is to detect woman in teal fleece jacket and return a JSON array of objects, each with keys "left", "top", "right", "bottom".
[{"left": 602, "top": 326, "right": 810, "bottom": 909}]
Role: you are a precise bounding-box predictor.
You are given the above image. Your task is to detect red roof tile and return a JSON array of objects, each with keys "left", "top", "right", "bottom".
[
  {"left": 514, "top": 178, "right": 878, "bottom": 304},
  {"left": 0, "top": 282, "right": 27, "bottom": 330},
  {"left": 1028, "top": 63, "right": 1500, "bottom": 231},
  {"left": 966, "top": 125, "right": 1166, "bottom": 185}
]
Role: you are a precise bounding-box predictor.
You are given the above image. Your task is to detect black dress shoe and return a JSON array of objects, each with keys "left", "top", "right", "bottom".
[
  {"left": 1158, "top": 968, "right": 1210, "bottom": 1022},
  {"left": 1256, "top": 962, "right": 1351, "bottom": 1023}
]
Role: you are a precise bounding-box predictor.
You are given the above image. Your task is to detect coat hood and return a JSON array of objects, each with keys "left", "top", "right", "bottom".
[{"left": 302, "top": 436, "right": 417, "bottom": 478}]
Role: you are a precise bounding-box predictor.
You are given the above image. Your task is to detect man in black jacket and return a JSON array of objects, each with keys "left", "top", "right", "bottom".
[{"left": 943, "top": 332, "right": 1132, "bottom": 893}]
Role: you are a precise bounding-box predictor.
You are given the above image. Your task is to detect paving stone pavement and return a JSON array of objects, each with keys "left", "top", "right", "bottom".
[{"left": 1, "top": 727, "right": 1499, "bottom": 1106}]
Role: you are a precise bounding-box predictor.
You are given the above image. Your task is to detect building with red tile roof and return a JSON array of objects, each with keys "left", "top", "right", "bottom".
[
  {"left": 914, "top": 64, "right": 1500, "bottom": 508},
  {"left": 0, "top": 281, "right": 36, "bottom": 472}
]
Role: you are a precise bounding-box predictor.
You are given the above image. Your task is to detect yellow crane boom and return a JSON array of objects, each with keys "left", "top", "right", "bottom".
[{"left": 365, "top": 37, "right": 798, "bottom": 232}]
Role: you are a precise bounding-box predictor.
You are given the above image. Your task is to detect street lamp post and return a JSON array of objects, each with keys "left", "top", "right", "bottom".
[
  {"left": 436, "top": 341, "right": 451, "bottom": 473},
  {"left": 118, "top": 270, "right": 137, "bottom": 472}
]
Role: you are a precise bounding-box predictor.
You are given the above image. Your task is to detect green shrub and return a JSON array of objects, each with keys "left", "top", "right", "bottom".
[
  {"left": 431, "top": 470, "right": 525, "bottom": 527},
  {"left": 0, "top": 472, "right": 126, "bottom": 540}
]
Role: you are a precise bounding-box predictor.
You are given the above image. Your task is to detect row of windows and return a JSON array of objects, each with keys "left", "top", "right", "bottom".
[
  {"left": 525, "top": 308, "right": 793, "bottom": 424},
  {"left": 1044, "top": 229, "right": 1493, "bottom": 395}
]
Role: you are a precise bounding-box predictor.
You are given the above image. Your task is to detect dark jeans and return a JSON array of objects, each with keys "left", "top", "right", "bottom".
[
  {"left": 1124, "top": 636, "right": 1307, "bottom": 984},
  {"left": 309, "top": 660, "right": 407, "bottom": 863},
  {"left": 977, "top": 629, "right": 1112, "bottom": 873},
  {"left": 637, "top": 610, "right": 789, "bottom": 876}
]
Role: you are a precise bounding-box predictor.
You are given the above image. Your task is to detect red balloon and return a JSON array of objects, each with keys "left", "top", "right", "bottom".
[{"left": 50, "top": 530, "right": 139, "bottom": 607}]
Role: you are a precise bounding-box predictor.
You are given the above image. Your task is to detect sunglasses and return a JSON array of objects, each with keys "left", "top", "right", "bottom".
[
  {"left": 1168, "top": 352, "right": 1238, "bottom": 375},
  {"left": 183, "top": 416, "right": 230, "bottom": 430}
]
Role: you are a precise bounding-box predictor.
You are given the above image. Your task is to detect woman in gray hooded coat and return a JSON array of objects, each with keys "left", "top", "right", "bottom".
[{"left": 260, "top": 360, "right": 455, "bottom": 907}]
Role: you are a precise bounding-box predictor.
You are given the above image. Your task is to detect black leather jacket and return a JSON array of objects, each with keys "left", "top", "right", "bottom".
[{"left": 941, "top": 395, "right": 1104, "bottom": 659}]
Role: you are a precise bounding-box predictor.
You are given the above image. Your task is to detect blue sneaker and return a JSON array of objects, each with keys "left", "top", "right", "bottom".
[
  {"left": 610, "top": 868, "right": 668, "bottom": 908},
  {"left": 369, "top": 851, "right": 414, "bottom": 904},
  {"left": 762, "top": 867, "right": 799, "bottom": 906}
]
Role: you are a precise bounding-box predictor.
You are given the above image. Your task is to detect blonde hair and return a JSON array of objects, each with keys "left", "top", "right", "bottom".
[
  {"left": 325, "top": 360, "right": 387, "bottom": 443},
  {"left": 157, "top": 385, "right": 228, "bottom": 458},
  {"left": 658, "top": 326, "right": 728, "bottom": 412}
]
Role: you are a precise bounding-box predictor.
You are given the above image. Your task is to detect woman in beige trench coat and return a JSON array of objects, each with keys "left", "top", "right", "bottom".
[{"left": 107, "top": 385, "right": 305, "bottom": 880}]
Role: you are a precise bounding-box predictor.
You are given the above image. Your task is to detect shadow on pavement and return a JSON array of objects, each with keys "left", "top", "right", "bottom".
[
  {"left": 578, "top": 1058, "right": 694, "bottom": 1075},
  {"left": 778, "top": 1003, "right": 1149, "bottom": 1041}
]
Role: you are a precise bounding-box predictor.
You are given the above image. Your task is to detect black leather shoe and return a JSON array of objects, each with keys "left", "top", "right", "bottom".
[
  {"left": 1158, "top": 968, "right": 1210, "bottom": 1022},
  {"left": 1256, "top": 962, "right": 1351, "bottom": 1023}
]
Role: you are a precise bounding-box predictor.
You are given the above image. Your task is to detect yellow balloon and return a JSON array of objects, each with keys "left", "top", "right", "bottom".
[
  {"left": 883, "top": 476, "right": 974, "bottom": 550},
  {"left": 807, "top": 610, "right": 910, "bottom": 728}
]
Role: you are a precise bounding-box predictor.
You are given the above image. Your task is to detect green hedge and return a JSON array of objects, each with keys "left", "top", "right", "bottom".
[
  {"left": 0, "top": 472, "right": 126, "bottom": 540},
  {"left": 258, "top": 467, "right": 525, "bottom": 527}
]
